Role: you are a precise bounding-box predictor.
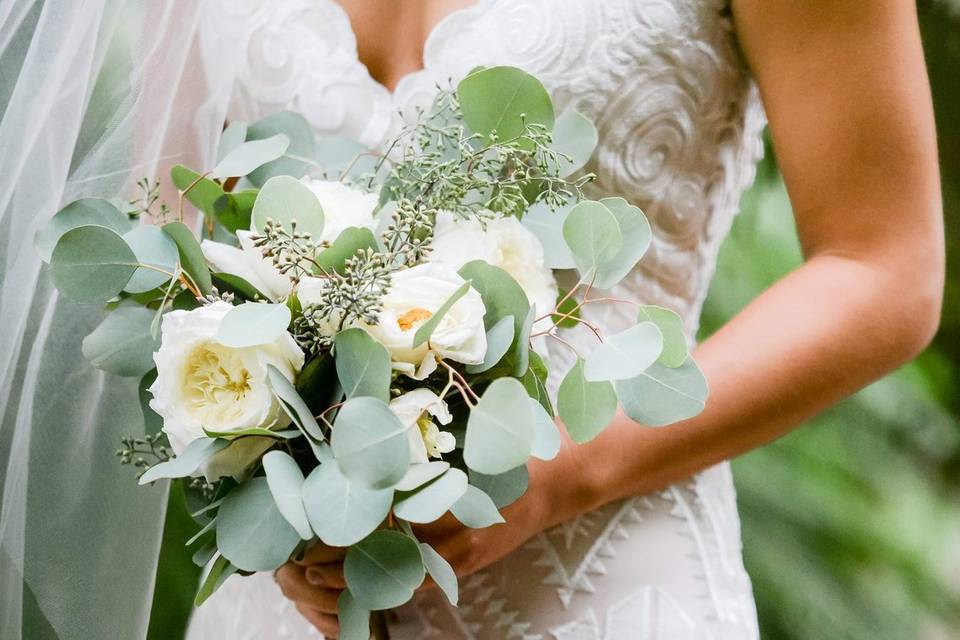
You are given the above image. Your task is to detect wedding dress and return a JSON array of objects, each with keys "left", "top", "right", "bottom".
[{"left": 187, "top": 0, "right": 766, "bottom": 638}]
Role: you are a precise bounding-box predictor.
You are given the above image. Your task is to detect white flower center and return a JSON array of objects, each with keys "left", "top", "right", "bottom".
[{"left": 182, "top": 343, "right": 253, "bottom": 427}]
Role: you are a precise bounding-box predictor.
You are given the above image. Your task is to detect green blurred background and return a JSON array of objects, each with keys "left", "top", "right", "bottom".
[{"left": 148, "top": 2, "right": 960, "bottom": 638}]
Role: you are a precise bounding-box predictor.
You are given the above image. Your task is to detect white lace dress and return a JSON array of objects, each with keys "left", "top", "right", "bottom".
[{"left": 187, "top": 1, "right": 767, "bottom": 638}]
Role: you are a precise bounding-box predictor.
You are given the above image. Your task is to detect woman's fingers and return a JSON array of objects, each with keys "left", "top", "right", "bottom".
[
  {"left": 295, "top": 603, "right": 340, "bottom": 638},
  {"left": 305, "top": 563, "right": 346, "bottom": 589},
  {"left": 275, "top": 564, "right": 342, "bottom": 614},
  {"left": 297, "top": 542, "right": 347, "bottom": 566}
]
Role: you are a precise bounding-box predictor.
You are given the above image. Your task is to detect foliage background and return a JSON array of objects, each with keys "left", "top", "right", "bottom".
[{"left": 147, "top": 2, "right": 960, "bottom": 638}]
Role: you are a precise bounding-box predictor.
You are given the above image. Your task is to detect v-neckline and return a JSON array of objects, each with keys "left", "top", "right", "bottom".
[{"left": 328, "top": 0, "right": 484, "bottom": 95}]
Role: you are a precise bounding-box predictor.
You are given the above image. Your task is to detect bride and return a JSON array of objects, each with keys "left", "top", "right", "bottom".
[{"left": 0, "top": 0, "right": 942, "bottom": 639}]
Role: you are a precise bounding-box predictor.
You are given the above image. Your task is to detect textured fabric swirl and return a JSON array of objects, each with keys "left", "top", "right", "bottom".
[{"left": 188, "top": 0, "right": 766, "bottom": 638}]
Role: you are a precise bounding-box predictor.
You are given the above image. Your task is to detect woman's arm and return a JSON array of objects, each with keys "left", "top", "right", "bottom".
[{"left": 277, "top": 1, "right": 944, "bottom": 631}]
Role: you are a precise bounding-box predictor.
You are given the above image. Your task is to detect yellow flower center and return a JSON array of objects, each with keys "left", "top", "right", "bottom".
[
  {"left": 182, "top": 343, "right": 252, "bottom": 426},
  {"left": 397, "top": 307, "right": 433, "bottom": 332}
]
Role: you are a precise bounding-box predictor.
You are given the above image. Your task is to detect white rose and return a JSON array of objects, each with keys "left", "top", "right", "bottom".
[
  {"left": 201, "top": 230, "right": 291, "bottom": 301},
  {"left": 431, "top": 211, "right": 558, "bottom": 322},
  {"left": 390, "top": 389, "right": 456, "bottom": 463},
  {"left": 365, "top": 262, "right": 487, "bottom": 379},
  {"left": 149, "top": 301, "right": 305, "bottom": 481},
  {"left": 300, "top": 178, "right": 378, "bottom": 245}
]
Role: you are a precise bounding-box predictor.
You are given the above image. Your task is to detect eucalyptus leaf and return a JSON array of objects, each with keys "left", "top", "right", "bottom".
[
  {"left": 82, "top": 305, "right": 160, "bottom": 377},
  {"left": 464, "top": 378, "right": 534, "bottom": 475},
  {"left": 170, "top": 165, "right": 224, "bottom": 218},
  {"left": 457, "top": 66, "right": 555, "bottom": 150},
  {"left": 217, "top": 121, "right": 248, "bottom": 162},
  {"left": 211, "top": 271, "right": 264, "bottom": 301},
  {"left": 583, "top": 322, "right": 663, "bottom": 382},
  {"left": 216, "top": 477, "right": 301, "bottom": 571},
  {"left": 469, "top": 465, "right": 529, "bottom": 509},
  {"left": 212, "top": 189, "right": 258, "bottom": 234},
  {"left": 122, "top": 225, "right": 179, "bottom": 293},
  {"left": 302, "top": 462, "right": 392, "bottom": 546},
  {"left": 201, "top": 427, "right": 300, "bottom": 440},
  {"left": 530, "top": 398, "right": 561, "bottom": 460},
  {"left": 210, "top": 134, "right": 290, "bottom": 179},
  {"left": 345, "top": 530, "right": 425, "bottom": 611},
  {"left": 591, "top": 197, "right": 653, "bottom": 289},
  {"left": 337, "top": 590, "right": 371, "bottom": 640},
  {"left": 521, "top": 351, "right": 554, "bottom": 417},
  {"left": 396, "top": 461, "right": 450, "bottom": 492},
  {"left": 637, "top": 305, "right": 688, "bottom": 368},
  {"left": 509, "top": 304, "right": 536, "bottom": 376},
  {"left": 50, "top": 225, "right": 137, "bottom": 303},
  {"left": 315, "top": 227, "right": 378, "bottom": 273},
  {"left": 162, "top": 221, "right": 213, "bottom": 294},
  {"left": 246, "top": 111, "right": 316, "bottom": 186},
  {"left": 521, "top": 202, "right": 576, "bottom": 269},
  {"left": 252, "top": 175, "right": 325, "bottom": 238},
  {"left": 615, "top": 357, "right": 708, "bottom": 427},
  {"left": 557, "top": 358, "right": 617, "bottom": 444},
  {"left": 450, "top": 485, "right": 505, "bottom": 528},
  {"left": 394, "top": 468, "right": 469, "bottom": 524},
  {"left": 412, "top": 279, "right": 472, "bottom": 348},
  {"left": 139, "top": 370, "right": 162, "bottom": 435},
  {"left": 419, "top": 543, "right": 459, "bottom": 606},
  {"left": 267, "top": 365, "right": 324, "bottom": 441},
  {"left": 35, "top": 198, "right": 131, "bottom": 261},
  {"left": 263, "top": 450, "right": 313, "bottom": 540},
  {"left": 194, "top": 554, "right": 236, "bottom": 606},
  {"left": 331, "top": 396, "right": 410, "bottom": 489},
  {"left": 138, "top": 438, "right": 229, "bottom": 484},
  {"left": 552, "top": 288, "right": 581, "bottom": 329},
  {"left": 215, "top": 302, "right": 291, "bottom": 348},
  {"left": 334, "top": 328, "right": 391, "bottom": 402},
  {"left": 562, "top": 200, "right": 622, "bottom": 282},
  {"left": 550, "top": 110, "right": 598, "bottom": 176},
  {"left": 465, "top": 315, "right": 514, "bottom": 374}
]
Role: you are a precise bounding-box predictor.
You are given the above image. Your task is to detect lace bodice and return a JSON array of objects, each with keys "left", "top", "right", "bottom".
[{"left": 189, "top": 1, "right": 766, "bottom": 638}]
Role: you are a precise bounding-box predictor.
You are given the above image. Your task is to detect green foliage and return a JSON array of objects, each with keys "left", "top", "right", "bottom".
[
  {"left": 549, "top": 109, "right": 598, "bottom": 176},
  {"left": 251, "top": 175, "right": 325, "bottom": 237},
  {"left": 122, "top": 226, "right": 179, "bottom": 293},
  {"left": 214, "top": 302, "right": 291, "bottom": 348},
  {"left": 412, "top": 279, "right": 472, "bottom": 348},
  {"left": 262, "top": 450, "right": 313, "bottom": 540},
  {"left": 215, "top": 477, "right": 300, "bottom": 572},
  {"left": 419, "top": 542, "right": 459, "bottom": 605},
  {"left": 394, "top": 468, "right": 469, "bottom": 523},
  {"left": 457, "top": 65, "right": 555, "bottom": 150},
  {"left": 267, "top": 364, "right": 325, "bottom": 442},
  {"left": 637, "top": 305, "right": 688, "bottom": 368},
  {"left": 557, "top": 358, "right": 617, "bottom": 443},
  {"left": 35, "top": 197, "right": 131, "bottom": 261},
  {"left": 162, "top": 221, "right": 213, "bottom": 294},
  {"left": 468, "top": 465, "right": 529, "bottom": 509},
  {"left": 331, "top": 396, "right": 410, "bottom": 489},
  {"left": 334, "top": 328, "right": 392, "bottom": 402},
  {"left": 336, "top": 590, "right": 371, "bottom": 640},
  {"left": 529, "top": 398, "right": 561, "bottom": 460},
  {"left": 450, "top": 484, "right": 504, "bottom": 528},
  {"left": 465, "top": 315, "right": 515, "bottom": 374},
  {"left": 209, "top": 134, "right": 289, "bottom": 180},
  {"left": 582, "top": 322, "right": 663, "bottom": 382},
  {"left": 82, "top": 304, "right": 160, "bottom": 377},
  {"left": 396, "top": 461, "right": 450, "bottom": 492},
  {"left": 50, "top": 225, "right": 137, "bottom": 303},
  {"left": 315, "top": 227, "right": 378, "bottom": 273},
  {"left": 464, "top": 378, "right": 534, "bottom": 474},
  {"left": 344, "top": 530, "right": 425, "bottom": 610},
  {"left": 615, "top": 358, "right": 708, "bottom": 427},
  {"left": 244, "top": 111, "right": 316, "bottom": 186},
  {"left": 589, "top": 197, "right": 652, "bottom": 289},
  {"left": 302, "top": 461, "right": 392, "bottom": 546},
  {"left": 138, "top": 438, "right": 228, "bottom": 484}
]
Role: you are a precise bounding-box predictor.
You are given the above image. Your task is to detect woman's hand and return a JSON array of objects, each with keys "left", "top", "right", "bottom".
[{"left": 275, "top": 432, "right": 596, "bottom": 637}]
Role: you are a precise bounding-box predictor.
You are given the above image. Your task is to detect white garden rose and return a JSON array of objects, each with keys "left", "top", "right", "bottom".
[
  {"left": 431, "top": 211, "right": 558, "bottom": 321},
  {"left": 364, "top": 262, "right": 487, "bottom": 379},
  {"left": 389, "top": 389, "right": 456, "bottom": 463},
  {"left": 300, "top": 177, "right": 378, "bottom": 245},
  {"left": 149, "top": 301, "right": 305, "bottom": 481}
]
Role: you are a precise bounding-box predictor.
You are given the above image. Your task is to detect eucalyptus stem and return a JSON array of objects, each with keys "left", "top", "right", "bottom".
[{"left": 371, "top": 610, "right": 390, "bottom": 640}]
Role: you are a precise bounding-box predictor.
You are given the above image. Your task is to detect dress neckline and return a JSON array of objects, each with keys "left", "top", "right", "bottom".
[{"left": 324, "top": 0, "right": 486, "bottom": 96}]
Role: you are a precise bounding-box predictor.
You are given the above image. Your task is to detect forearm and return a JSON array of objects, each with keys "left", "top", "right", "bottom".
[{"left": 540, "top": 251, "right": 941, "bottom": 525}]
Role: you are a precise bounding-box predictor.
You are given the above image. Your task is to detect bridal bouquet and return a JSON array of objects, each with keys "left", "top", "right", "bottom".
[{"left": 35, "top": 66, "right": 707, "bottom": 639}]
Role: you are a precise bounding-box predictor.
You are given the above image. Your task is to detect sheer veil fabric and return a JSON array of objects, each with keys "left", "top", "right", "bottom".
[{"left": 0, "top": 2, "right": 233, "bottom": 637}]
